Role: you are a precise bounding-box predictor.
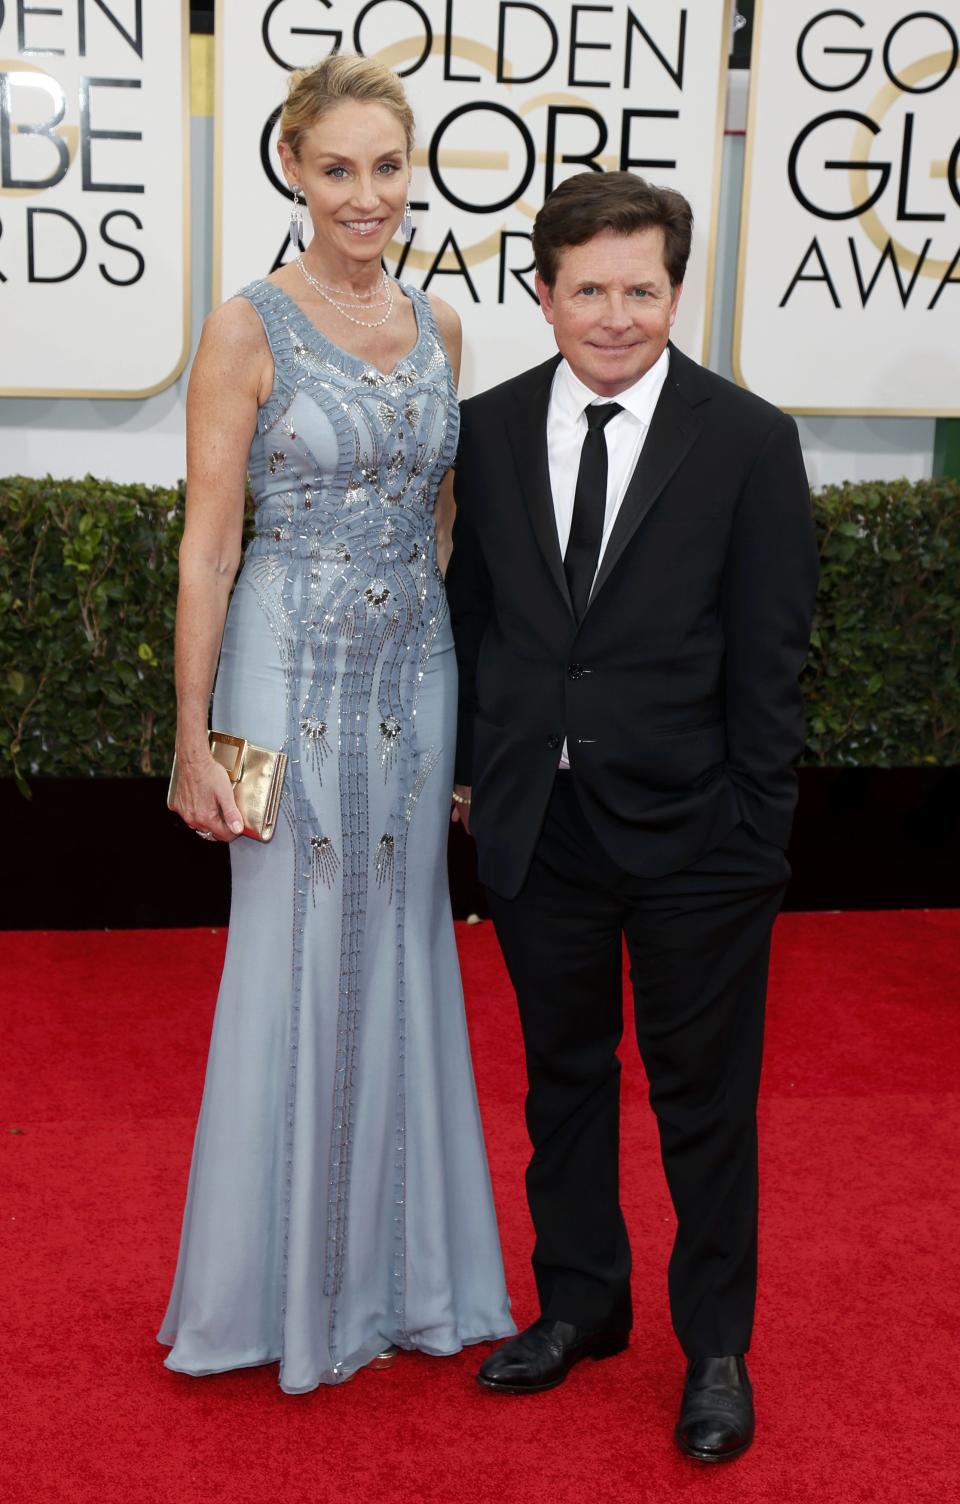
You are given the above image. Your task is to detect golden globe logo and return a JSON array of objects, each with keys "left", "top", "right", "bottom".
[
  {"left": 779, "top": 10, "right": 960, "bottom": 310},
  {"left": 256, "top": 0, "right": 692, "bottom": 297}
]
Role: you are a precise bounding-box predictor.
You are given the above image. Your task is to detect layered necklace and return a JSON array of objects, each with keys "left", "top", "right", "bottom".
[{"left": 295, "top": 256, "right": 395, "bottom": 328}]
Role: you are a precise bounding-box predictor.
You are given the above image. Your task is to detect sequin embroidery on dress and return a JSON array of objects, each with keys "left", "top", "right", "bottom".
[{"left": 157, "top": 281, "right": 514, "bottom": 1393}]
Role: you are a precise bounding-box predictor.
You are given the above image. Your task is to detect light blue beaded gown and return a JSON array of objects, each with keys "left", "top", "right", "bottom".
[{"left": 158, "top": 280, "right": 514, "bottom": 1393}]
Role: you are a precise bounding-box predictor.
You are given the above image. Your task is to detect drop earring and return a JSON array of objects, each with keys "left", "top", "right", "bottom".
[
  {"left": 288, "top": 186, "right": 304, "bottom": 253},
  {"left": 400, "top": 200, "right": 413, "bottom": 243}
]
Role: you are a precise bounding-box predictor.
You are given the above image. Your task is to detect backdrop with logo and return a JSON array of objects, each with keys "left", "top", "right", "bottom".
[
  {"left": 735, "top": 1, "right": 960, "bottom": 415},
  {"left": 0, "top": 0, "right": 190, "bottom": 398},
  {"left": 216, "top": 0, "right": 733, "bottom": 396}
]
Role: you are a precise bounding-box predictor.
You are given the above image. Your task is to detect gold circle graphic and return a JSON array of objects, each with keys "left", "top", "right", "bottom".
[
  {"left": 374, "top": 35, "right": 597, "bottom": 267},
  {"left": 848, "top": 49, "right": 960, "bottom": 280}
]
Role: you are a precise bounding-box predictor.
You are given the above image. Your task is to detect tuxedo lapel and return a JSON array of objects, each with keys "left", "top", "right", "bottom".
[
  {"left": 586, "top": 368, "right": 703, "bottom": 613},
  {"left": 503, "top": 356, "right": 574, "bottom": 619}
]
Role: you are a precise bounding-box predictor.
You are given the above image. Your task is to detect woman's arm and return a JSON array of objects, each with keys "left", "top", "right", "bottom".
[
  {"left": 170, "top": 299, "right": 270, "bottom": 840},
  {"left": 427, "top": 293, "right": 463, "bottom": 576}
]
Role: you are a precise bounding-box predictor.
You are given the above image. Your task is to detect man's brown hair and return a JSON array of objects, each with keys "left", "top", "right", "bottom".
[{"left": 532, "top": 171, "right": 694, "bottom": 289}]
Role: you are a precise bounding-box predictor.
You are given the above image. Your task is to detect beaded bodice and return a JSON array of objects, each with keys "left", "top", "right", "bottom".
[{"left": 240, "top": 279, "right": 457, "bottom": 580}]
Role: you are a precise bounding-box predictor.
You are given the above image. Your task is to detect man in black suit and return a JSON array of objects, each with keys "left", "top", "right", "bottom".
[{"left": 445, "top": 172, "right": 818, "bottom": 1462}]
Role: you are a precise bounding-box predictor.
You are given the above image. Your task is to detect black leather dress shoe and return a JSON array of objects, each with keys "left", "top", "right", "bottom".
[
  {"left": 477, "top": 1317, "right": 629, "bottom": 1394},
  {"left": 675, "top": 1355, "right": 755, "bottom": 1462}
]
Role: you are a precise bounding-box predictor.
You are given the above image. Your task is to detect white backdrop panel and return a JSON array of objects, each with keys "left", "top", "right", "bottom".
[
  {"left": 217, "top": 0, "right": 733, "bottom": 396},
  {"left": 0, "top": 0, "right": 190, "bottom": 397},
  {"left": 735, "top": 1, "right": 960, "bottom": 415}
]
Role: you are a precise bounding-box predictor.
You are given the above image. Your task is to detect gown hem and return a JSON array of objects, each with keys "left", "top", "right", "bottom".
[{"left": 158, "top": 1320, "right": 518, "bottom": 1392}]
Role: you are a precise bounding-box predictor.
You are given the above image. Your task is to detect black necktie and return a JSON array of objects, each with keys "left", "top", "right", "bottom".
[{"left": 563, "top": 402, "right": 623, "bottom": 622}]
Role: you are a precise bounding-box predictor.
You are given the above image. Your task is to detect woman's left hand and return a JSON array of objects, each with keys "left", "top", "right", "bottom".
[{"left": 451, "top": 784, "right": 472, "bottom": 836}]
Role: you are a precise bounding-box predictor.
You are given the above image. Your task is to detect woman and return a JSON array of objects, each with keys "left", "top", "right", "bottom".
[{"left": 159, "top": 54, "right": 513, "bottom": 1393}]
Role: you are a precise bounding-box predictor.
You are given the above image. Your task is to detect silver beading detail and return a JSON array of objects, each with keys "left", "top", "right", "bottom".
[
  {"left": 301, "top": 717, "right": 331, "bottom": 775},
  {"left": 375, "top": 833, "right": 396, "bottom": 900},
  {"left": 310, "top": 833, "right": 339, "bottom": 897},
  {"left": 379, "top": 715, "right": 402, "bottom": 775}
]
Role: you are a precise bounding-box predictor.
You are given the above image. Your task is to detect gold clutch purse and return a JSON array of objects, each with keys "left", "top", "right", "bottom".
[{"left": 167, "top": 732, "right": 288, "bottom": 843}]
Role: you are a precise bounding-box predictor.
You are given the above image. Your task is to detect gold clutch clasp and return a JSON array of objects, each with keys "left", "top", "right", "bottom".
[{"left": 210, "top": 733, "right": 248, "bottom": 784}]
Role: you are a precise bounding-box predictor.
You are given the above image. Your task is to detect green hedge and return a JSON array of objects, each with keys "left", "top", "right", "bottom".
[
  {"left": 803, "top": 477, "right": 960, "bottom": 765},
  {"left": 0, "top": 476, "right": 183, "bottom": 794},
  {"left": 1, "top": 472, "right": 958, "bottom": 789}
]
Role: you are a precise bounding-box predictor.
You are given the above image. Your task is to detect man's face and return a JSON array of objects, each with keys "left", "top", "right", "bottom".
[{"left": 535, "top": 226, "right": 683, "bottom": 397}]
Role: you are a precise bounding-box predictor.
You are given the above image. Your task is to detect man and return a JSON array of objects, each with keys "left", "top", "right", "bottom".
[{"left": 445, "top": 172, "right": 818, "bottom": 1462}]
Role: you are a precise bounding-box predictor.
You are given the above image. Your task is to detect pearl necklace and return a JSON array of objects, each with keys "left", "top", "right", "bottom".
[
  {"left": 311, "top": 268, "right": 390, "bottom": 302},
  {"left": 296, "top": 256, "right": 395, "bottom": 328}
]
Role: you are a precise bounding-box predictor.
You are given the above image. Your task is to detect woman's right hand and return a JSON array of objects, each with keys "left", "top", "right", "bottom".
[{"left": 171, "top": 751, "right": 245, "bottom": 842}]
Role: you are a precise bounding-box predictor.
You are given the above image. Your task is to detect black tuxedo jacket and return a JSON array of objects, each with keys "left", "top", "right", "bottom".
[{"left": 446, "top": 343, "right": 819, "bottom": 898}]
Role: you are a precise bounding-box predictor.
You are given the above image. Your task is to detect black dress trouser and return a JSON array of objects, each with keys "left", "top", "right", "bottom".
[{"left": 484, "top": 772, "right": 790, "bottom": 1359}]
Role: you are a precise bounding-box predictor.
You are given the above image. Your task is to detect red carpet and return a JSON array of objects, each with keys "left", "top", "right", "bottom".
[{"left": 2, "top": 912, "right": 958, "bottom": 1503}]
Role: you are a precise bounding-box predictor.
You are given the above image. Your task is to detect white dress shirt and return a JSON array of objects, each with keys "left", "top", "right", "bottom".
[
  {"left": 546, "top": 346, "right": 671, "bottom": 564},
  {"left": 546, "top": 347, "right": 671, "bottom": 767}
]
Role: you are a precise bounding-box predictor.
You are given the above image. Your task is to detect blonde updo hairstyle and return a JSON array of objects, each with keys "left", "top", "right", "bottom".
[{"left": 279, "top": 53, "right": 416, "bottom": 160}]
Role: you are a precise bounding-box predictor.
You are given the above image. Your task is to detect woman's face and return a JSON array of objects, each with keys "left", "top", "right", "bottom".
[{"left": 280, "top": 99, "right": 410, "bottom": 267}]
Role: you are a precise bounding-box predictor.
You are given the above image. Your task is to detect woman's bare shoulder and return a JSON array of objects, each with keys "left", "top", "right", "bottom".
[
  {"left": 199, "top": 295, "right": 268, "bottom": 357},
  {"left": 189, "top": 296, "right": 273, "bottom": 408}
]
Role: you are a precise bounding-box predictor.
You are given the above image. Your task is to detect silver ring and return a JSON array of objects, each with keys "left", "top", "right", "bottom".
[{"left": 195, "top": 829, "right": 217, "bottom": 842}]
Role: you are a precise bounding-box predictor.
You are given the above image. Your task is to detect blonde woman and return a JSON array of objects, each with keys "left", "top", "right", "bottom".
[{"left": 160, "top": 55, "right": 513, "bottom": 1392}]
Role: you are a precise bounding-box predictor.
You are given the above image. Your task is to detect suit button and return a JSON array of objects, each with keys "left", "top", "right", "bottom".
[
  {"left": 567, "top": 663, "right": 584, "bottom": 679},
  {"left": 546, "top": 734, "right": 561, "bottom": 750}
]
